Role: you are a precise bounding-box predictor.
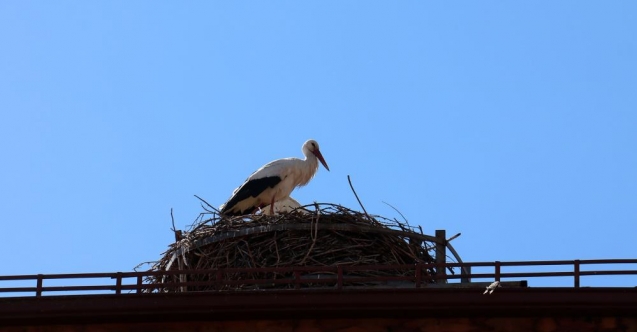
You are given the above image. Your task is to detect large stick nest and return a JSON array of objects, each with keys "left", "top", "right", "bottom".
[{"left": 148, "top": 203, "right": 444, "bottom": 292}]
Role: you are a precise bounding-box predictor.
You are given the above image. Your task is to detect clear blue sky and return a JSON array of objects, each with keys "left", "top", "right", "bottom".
[{"left": 1, "top": 2, "right": 635, "bottom": 287}]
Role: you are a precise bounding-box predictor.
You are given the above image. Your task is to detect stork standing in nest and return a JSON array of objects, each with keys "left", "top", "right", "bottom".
[{"left": 220, "top": 139, "right": 329, "bottom": 216}]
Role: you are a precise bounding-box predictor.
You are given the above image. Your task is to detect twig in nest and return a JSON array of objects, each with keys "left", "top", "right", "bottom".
[
  {"left": 312, "top": 203, "right": 321, "bottom": 240},
  {"left": 382, "top": 201, "right": 410, "bottom": 227},
  {"left": 194, "top": 194, "right": 221, "bottom": 214},
  {"left": 133, "top": 261, "right": 156, "bottom": 272},
  {"left": 347, "top": 175, "right": 373, "bottom": 223},
  {"left": 170, "top": 208, "right": 184, "bottom": 241},
  {"left": 170, "top": 208, "right": 176, "bottom": 231},
  {"left": 273, "top": 232, "right": 280, "bottom": 266},
  {"left": 300, "top": 211, "right": 319, "bottom": 265}
]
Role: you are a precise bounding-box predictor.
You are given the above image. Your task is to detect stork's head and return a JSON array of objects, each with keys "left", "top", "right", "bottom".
[{"left": 303, "top": 139, "right": 330, "bottom": 171}]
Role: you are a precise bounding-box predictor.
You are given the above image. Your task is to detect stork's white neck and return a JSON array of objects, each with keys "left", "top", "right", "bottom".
[{"left": 298, "top": 150, "right": 319, "bottom": 187}]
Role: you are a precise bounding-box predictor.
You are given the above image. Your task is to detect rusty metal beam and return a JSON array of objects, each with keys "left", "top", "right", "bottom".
[{"left": 1, "top": 287, "right": 636, "bottom": 326}]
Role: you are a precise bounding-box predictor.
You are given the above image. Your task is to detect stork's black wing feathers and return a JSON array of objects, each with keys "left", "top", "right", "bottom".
[{"left": 221, "top": 176, "right": 281, "bottom": 216}]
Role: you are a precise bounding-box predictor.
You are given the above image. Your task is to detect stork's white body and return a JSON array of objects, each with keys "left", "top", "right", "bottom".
[
  {"left": 226, "top": 158, "right": 316, "bottom": 213},
  {"left": 220, "top": 139, "right": 329, "bottom": 216}
]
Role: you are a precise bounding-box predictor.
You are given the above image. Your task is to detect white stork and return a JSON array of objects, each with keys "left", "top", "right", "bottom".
[
  {"left": 262, "top": 196, "right": 305, "bottom": 215},
  {"left": 219, "top": 139, "right": 329, "bottom": 216}
]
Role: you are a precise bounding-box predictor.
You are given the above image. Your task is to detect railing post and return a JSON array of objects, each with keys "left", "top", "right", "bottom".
[
  {"left": 574, "top": 259, "right": 580, "bottom": 288},
  {"left": 36, "top": 274, "right": 43, "bottom": 297},
  {"left": 461, "top": 265, "right": 471, "bottom": 283},
  {"left": 294, "top": 271, "right": 301, "bottom": 290},
  {"left": 435, "top": 230, "right": 447, "bottom": 283},
  {"left": 495, "top": 261, "right": 501, "bottom": 281},
  {"left": 178, "top": 272, "right": 187, "bottom": 293},
  {"left": 115, "top": 272, "right": 122, "bottom": 295},
  {"left": 337, "top": 265, "right": 343, "bottom": 290},
  {"left": 136, "top": 275, "right": 143, "bottom": 294}
]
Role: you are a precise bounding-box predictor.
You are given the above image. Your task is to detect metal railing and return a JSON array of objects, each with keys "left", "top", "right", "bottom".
[{"left": 1, "top": 259, "right": 635, "bottom": 297}]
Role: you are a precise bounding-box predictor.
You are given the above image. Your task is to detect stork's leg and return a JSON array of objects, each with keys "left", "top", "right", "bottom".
[{"left": 269, "top": 196, "right": 276, "bottom": 215}]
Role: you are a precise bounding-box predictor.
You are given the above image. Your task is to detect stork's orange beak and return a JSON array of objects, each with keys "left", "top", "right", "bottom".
[{"left": 313, "top": 149, "right": 330, "bottom": 171}]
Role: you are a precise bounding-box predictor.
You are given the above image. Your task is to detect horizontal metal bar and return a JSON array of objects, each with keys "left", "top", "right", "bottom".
[
  {"left": 497, "top": 260, "right": 576, "bottom": 266},
  {"left": 579, "top": 259, "right": 637, "bottom": 264},
  {"left": 1, "top": 259, "right": 636, "bottom": 297},
  {"left": 1, "top": 259, "right": 635, "bottom": 282},
  {"left": 39, "top": 285, "right": 119, "bottom": 292},
  {"left": 0, "top": 275, "right": 44, "bottom": 281},
  {"left": 0, "top": 287, "right": 37, "bottom": 293},
  {"left": 580, "top": 270, "right": 637, "bottom": 276},
  {"left": 31, "top": 272, "right": 126, "bottom": 280}
]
